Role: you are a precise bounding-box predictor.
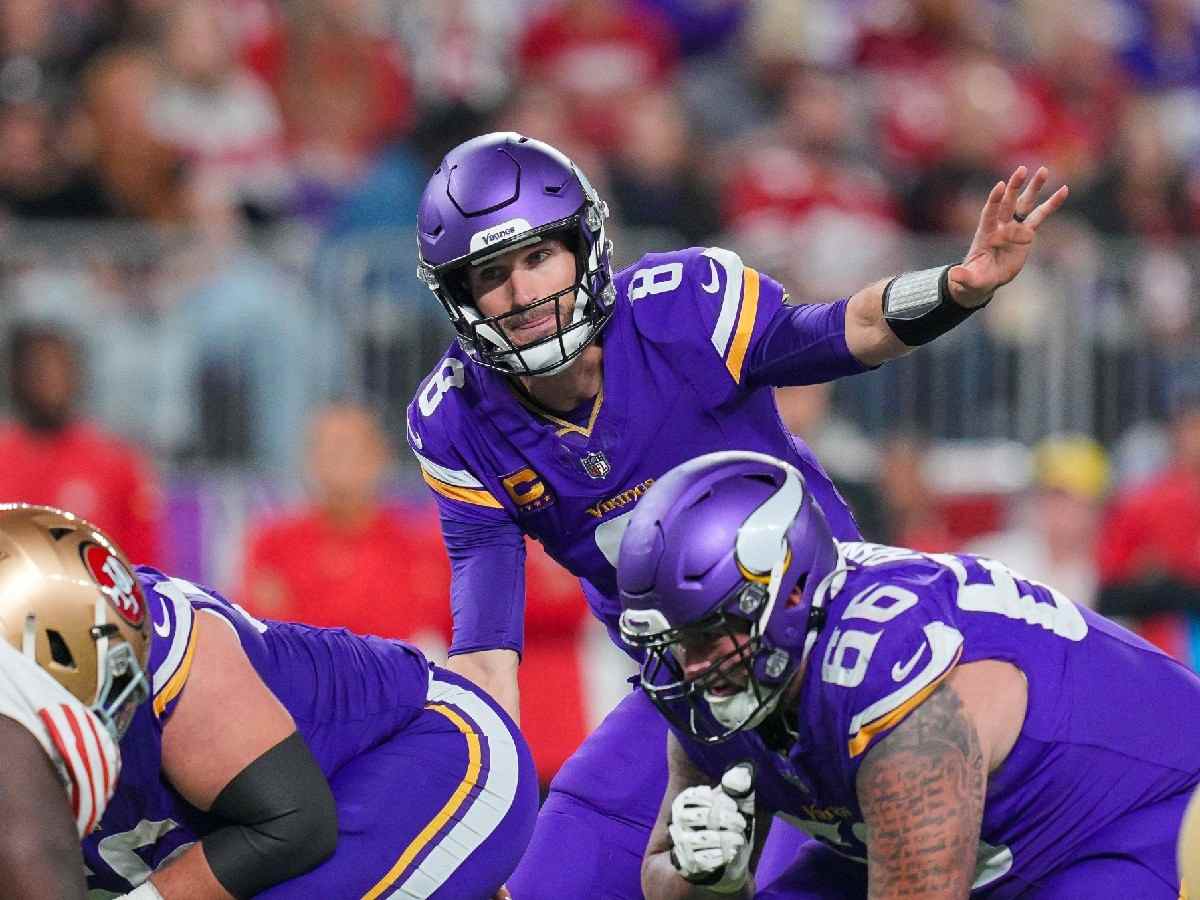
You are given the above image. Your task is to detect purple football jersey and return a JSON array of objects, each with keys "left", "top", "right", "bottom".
[
  {"left": 82, "top": 566, "right": 435, "bottom": 893},
  {"left": 678, "top": 543, "right": 1200, "bottom": 896},
  {"left": 407, "top": 246, "right": 866, "bottom": 655}
]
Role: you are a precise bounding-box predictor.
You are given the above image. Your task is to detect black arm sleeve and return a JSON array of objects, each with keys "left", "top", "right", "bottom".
[
  {"left": 1097, "top": 577, "right": 1200, "bottom": 619},
  {"left": 200, "top": 731, "right": 338, "bottom": 898}
]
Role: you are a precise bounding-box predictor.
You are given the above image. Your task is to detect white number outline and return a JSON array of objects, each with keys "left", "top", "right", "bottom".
[
  {"left": 929, "top": 554, "right": 1088, "bottom": 642},
  {"left": 92, "top": 818, "right": 192, "bottom": 887},
  {"left": 628, "top": 262, "right": 684, "bottom": 302},
  {"left": 418, "top": 358, "right": 466, "bottom": 417}
]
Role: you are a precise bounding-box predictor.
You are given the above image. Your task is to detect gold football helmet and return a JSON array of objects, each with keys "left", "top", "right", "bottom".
[{"left": 0, "top": 505, "right": 151, "bottom": 740}]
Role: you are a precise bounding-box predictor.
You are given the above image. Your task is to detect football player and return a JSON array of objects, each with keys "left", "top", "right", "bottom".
[
  {"left": 618, "top": 451, "right": 1200, "bottom": 898},
  {"left": 408, "top": 133, "right": 1067, "bottom": 895},
  {"left": 0, "top": 505, "right": 537, "bottom": 900},
  {"left": 0, "top": 506, "right": 133, "bottom": 900}
]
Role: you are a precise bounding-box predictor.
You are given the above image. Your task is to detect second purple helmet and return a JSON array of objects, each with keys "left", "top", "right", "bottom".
[
  {"left": 617, "top": 450, "right": 842, "bottom": 742},
  {"left": 416, "top": 132, "right": 615, "bottom": 377}
]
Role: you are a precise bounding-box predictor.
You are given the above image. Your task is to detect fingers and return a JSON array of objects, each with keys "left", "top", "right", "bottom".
[
  {"left": 1023, "top": 183, "right": 1070, "bottom": 229},
  {"left": 997, "top": 165, "right": 1028, "bottom": 223},
  {"left": 1014, "top": 165, "right": 1049, "bottom": 217},
  {"left": 978, "top": 179, "right": 1006, "bottom": 233}
]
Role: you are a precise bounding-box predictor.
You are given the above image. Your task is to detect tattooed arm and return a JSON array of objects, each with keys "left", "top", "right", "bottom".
[{"left": 856, "top": 660, "right": 1026, "bottom": 900}]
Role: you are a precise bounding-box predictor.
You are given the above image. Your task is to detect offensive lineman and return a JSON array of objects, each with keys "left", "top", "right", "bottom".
[
  {"left": 618, "top": 451, "right": 1200, "bottom": 898},
  {"left": 0, "top": 504, "right": 537, "bottom": 900},
  {"left": 408, "top": 131, "right": 1067, "bottom": 896}
]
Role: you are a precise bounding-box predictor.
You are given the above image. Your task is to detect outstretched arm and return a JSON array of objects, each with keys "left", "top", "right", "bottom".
[
  {"left": 0, "top": 716, "right": 88, "bottom": 900},
  {"left": 845, "top": 166, "right": 1069, "bottom": 367}
]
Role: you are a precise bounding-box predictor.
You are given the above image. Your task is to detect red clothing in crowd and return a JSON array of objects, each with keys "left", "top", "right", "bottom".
[
  {"left": 1097, "top": 467, "right": 1200, "bottom": 585},
  {"left": 0, "top": 421, "right": 162, "bottom": 565},
  {"left": 518, "top": 3, "right": 677, "bottom": 152},
  {"left": 722, "top": 148, "right": 899, "bottom": 230},
  {"left": 245, "top": 24, "right": 413, "bottom": 165},
  {"left": 240, "top": 505, "right": 451, "bottom": 643}
]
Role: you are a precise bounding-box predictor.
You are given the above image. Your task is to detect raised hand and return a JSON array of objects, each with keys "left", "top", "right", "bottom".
[{"left": 948, "top": 165, "right": 1069, "bottom": 309}]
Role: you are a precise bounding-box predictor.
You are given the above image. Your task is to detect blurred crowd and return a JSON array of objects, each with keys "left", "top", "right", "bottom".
[{"left": 5, "top": 0, "right": 1200, "bottom": 781}]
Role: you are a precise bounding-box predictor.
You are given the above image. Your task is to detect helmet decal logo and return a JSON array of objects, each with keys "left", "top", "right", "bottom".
[
  {"left": 80, "top": 542, "right": 145, "bottom": 627},
  {"left": 469, "top": 218, "right": 533, "bottom": 253},
  {"left": 735, "top": 470, "right": 805, "bottom": 577}
]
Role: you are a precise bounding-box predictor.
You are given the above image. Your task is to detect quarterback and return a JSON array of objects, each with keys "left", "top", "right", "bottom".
[
  {"left": 408, "top": 132, "right": 1066, "bottom": 895},
  {"left": 618, "top": 451, "right": 1200, "bottom": 898}
]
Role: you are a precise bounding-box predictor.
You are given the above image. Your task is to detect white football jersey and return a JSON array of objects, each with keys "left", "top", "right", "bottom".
[{"left": 0, "top": 640, "right": 121, "bottom": 836}]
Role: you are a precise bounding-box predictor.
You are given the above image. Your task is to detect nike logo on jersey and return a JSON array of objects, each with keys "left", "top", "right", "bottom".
[
  {"left": 891, "top": 642, "right": 927, "bottom": 682},
  {"left": 701, "top": 259, "right": 721, "bottom": 294}
]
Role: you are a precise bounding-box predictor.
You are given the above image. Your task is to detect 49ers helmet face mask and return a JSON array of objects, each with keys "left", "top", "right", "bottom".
[{"left": 0, "top": 505, "right": 151, "bottom": 740}]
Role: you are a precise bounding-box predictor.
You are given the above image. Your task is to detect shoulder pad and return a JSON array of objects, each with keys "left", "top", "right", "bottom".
[
  {"left": 406, "top": 353, "right": 505, "bottom": 513},
  {"left": 137, "top": 568, "right": 199, "bottom": 721},
  {"left": 622, "top": 246, "right": 776, "bottom": 387},
  {"left": 819, "top": 564, "right": 964, "bottom": 761}
]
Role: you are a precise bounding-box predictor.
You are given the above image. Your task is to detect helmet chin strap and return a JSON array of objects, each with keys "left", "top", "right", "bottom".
[
  {"left": 706, "top": 685, "right": 781, "bottom": 731},
  {"left": 705, "top": 548, "right": 792, "bottom": 734},
  {"left": 709, "top": 542, "right": 847, "bottom": 737}
]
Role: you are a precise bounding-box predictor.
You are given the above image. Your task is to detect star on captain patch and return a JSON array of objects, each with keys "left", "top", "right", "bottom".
[{"left": 580, "top": 450, "right": 611, "bottom": 480}]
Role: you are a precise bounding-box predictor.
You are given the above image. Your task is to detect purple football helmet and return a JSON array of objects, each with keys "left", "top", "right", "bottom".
[
  {"left": 617, "top": 451, "right": 843, "bottom": 743},
  {"left": 417, "top": 132, "right": 615, "bottom": 377}
]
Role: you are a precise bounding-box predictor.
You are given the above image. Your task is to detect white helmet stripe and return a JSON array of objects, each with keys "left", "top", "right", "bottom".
[{"left": 735, "top": 468, "right": 804, "bottom": 577}]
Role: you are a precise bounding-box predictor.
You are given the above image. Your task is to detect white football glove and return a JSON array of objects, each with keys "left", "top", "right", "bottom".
[{"left": 668, "top": 763, "right": 756, "bottom": 894}]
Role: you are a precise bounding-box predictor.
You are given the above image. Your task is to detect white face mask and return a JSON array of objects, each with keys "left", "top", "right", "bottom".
[{"left": 704, "top": 684, "right": 781, "bottom": 733}]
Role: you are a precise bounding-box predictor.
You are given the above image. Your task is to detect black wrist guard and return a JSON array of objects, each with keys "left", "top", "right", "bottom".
[
  {"left": 200, "top": 731, "right": 338, "bottom": 899},
  {"left": 882, "top": 265, "right": 985, "bottom": 347}
]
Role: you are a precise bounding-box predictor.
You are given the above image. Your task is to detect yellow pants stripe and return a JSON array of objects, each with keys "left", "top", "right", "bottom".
[{"left": 361, "top": 703, "right": 483, "bottom": 900}]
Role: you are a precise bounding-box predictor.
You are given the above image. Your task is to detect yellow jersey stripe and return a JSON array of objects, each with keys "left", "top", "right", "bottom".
[
  {"left": 361, "top": 703, "right": 483, "bottom": 900},
  {"left": 724, "top": 267, "right": 760, "bottom": 384},
  {"left": 847, "top": 645, "right": 963, "bottom": 758},
  {"left": 152, "top": 623, "right": 198, "bottom": 718},
  {"left": 422, "top": 470, "right": 503, "bottom": 509}
]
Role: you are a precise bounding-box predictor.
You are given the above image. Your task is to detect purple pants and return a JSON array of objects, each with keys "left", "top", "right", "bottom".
[
  {"left": 507, "top": 686, "right": 808, "bottom": 899},
  {"left": 260, "top": 668, "right": 539, "bottom": 900}
]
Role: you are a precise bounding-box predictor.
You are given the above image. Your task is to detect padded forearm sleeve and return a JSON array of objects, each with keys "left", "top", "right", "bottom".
[{"left": 200, "top": 731, "right": 338, "bottom": 898}]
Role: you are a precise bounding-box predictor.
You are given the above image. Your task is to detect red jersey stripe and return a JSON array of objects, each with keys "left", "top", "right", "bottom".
[
  {"left": 37, "top": 708, "right": 80, "bottom": 822},
  {"left": 61, "top": 705, "right": 100, "bottom": 835}
]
